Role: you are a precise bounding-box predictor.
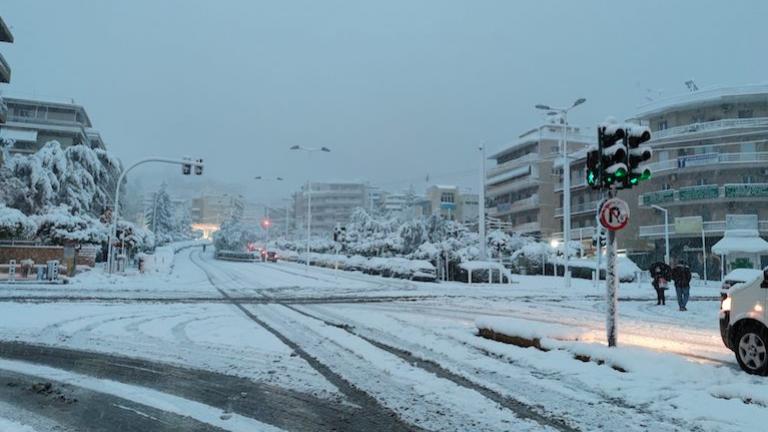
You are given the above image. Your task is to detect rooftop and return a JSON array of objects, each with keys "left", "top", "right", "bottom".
[
  {"left": 4, "top": 95, "right": 93, "bottom": 128},
  {"left": 0, "top": 17, "right": 13, "bottom": 43},
  {"left": 489, "top": 122, "right": 595, "bottom": 160},
  {"left": 632, "top": 83, "right": 768, "bottom": 119}
]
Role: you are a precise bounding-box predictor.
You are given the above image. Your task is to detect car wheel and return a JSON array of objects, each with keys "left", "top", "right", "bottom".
[{"left": 735, "top": 323, "right": 768, "bottom": 375}]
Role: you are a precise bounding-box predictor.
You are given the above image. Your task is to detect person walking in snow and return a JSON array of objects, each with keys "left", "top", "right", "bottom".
[
  {"left": 649, "top": 262, "right": 671, "bottom": 306},
  {"left": 671, "top": 261, "right": 692, "bottom": 311}
]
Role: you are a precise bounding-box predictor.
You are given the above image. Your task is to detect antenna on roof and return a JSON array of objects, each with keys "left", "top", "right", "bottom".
[{"left": 685, "top": 80, "right": 699, "bottom": 92}]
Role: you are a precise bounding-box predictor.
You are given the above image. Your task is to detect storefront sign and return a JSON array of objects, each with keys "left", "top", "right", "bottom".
[{"left": 642, "top": 190, "right": 674, "bottom": 206}]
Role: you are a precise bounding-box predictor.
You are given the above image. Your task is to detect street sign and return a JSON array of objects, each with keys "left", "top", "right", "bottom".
[{"left": 599, "top": 198, "right": 630, "bottom": 231}]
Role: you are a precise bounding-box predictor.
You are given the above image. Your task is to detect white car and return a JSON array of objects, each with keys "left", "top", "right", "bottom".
[{"left": 719, "top": 268, "right": 768, "bottom": 374}]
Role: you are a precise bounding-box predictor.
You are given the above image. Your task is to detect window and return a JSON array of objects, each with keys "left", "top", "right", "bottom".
[
  {"left": 738, "top": 109, "right": 753, "bottom": 119},
  {"left": 657, "top": 120, "right": 668, "bottom": 130},
  {"left": 697, "top": 178, "right": 708, "bottom": 186},
  {"left": 741, "top": 142, "right": 756, "bottom": 153},
  {"left": 743, "top": 175, "right": 754, "bottom": 184},
  {"left": 662, "top": 183, "right": 671, "bottom": 190},
  {"left": 440, "top": 192, "right": 454, "bottom": 203}
]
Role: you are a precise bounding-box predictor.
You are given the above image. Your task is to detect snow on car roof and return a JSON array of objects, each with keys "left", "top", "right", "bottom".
[{"left": 723, "top": 268, "right": 763, "bottom": 284}]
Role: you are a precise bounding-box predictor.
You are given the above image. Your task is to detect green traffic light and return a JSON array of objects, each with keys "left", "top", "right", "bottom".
[
  {"left": 587, "top": 170, "right": 596, "bottom": 185},
  {"left": 615, "top": 167, "right": 627, "bottom": 178},
  {"left": 629, "top": 177, "right": 639, "bottom": 185},
  {"left": 640, "top": 170, "right": 652, "bottom": 181}
]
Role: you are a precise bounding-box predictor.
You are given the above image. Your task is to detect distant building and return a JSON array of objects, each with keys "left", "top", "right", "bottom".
[
  {"left": 293, "top": 182, "right": 369, "bottom": 234},
  {"left": 382, "top": 192, "right": 409, "bottom": 214},
  {"left": 190, "top": 194, "right": 245, "bottom": 239},
  {"left": 423, "top": 185, "right": 477, "bottom": 223},
  {"left": 486, "top": 120, "right": 593, "bottom": 238}
]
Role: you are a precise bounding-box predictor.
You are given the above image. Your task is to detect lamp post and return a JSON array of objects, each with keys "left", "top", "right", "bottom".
[
  {"left": 478, "top": 144, "right": 487, "bottom": 260},
  {"left": 651, "top": 205, "right": 670, "bottom": 265},
  {"left": 108, "top": 157, "right": 203, "bottom": 273},
  {"left": 289, "top": 145, "right": 331, "bottom": 268},
  {"left": 536, "top": 97, "right": 586, "bottom": 288}
]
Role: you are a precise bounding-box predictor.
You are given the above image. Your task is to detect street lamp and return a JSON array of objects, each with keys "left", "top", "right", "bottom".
[
  {"left": 651, "top": 205, "right": 670, "bottom": 265},
  {"left": 289, "top": 145, "right": 332, "bottom": 267},
  {"left": 536, "top": 97, "right": 586, "bottom": 288}
]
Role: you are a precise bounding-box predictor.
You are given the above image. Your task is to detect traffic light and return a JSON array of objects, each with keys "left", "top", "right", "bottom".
[
  {"left": 261, "top": 218, "right": 271, "bottom": 229},
  {"left": 194, "top": 158, "right": 204, "bottom": 175},
  {"left": 598, "top": 123, "right": 627, "bottom": 188},
  {"left": 586, "top": 147, "right": 600, "bottom": 189},
  {"left": 626, "top": 126, "right": 652, "bottom": 186},
  {"left": 182, "top": 156, "right": 192, "bottom": 175}
]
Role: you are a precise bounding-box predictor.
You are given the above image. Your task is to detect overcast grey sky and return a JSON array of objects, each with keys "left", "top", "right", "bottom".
[{"left": 4, "top": 1, "right": 768, "bottom": 203}]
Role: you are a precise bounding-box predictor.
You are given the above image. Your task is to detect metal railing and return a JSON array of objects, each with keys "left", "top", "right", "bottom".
[
  {"left": 487, "top": 153, "right": 539, "bottom": 178},
  {"left": 645, "top": 151, "right": 768, "bottom": 176},
  {"left": 555, "top": 200, "right": 600, "bottom": 217},
  {"left": 490, "top": 194, "right": 539, "bottom": 216},
  {"left": 639, "top": 220, "right": 768, "bottom": 238},
  {"left": 487, "top": 175, "right": 541, "bottom": 196},
  {"left": 652, "top": 117, "right": 768, "bottom": 140},
  {"left": 552, "top": 226, "right": 597, "bottom": 242}
]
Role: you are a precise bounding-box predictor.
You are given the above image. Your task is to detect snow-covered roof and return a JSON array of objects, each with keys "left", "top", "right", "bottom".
[
  {"left": 632, "top": 83, "right": 768, "bottom": 119},
  {"left": 489, "top": 123, "right": 595, "bottom": 160},
  {"left": 712, "top": 231, "right": 768, "bottom": 255}
]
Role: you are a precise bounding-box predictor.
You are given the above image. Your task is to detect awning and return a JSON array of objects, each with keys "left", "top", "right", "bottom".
[
  {"left": 0, "top": 127, "right": 37, "bottom": 143},
  {"left": 712, "top": 234, "right": 768, "bottom": 255}
]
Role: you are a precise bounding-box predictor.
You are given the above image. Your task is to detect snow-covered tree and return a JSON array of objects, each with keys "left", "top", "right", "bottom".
[
  {"left": 144, "top": 183, "right": 175, "bottom": 245},
  {"left": 213, "top": 219, "right": 259, "bottom": 252},
  {"left": 0, "top": 204, "right": 37, "bottom": 240},
  {"left": 33, "top": 205, "right": 108, "bottom": 245},
  {"left": 116, "top": 220, "right": 155, "bottom": 253}
]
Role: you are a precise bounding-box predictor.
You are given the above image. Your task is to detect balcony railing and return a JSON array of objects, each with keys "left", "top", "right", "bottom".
[
  {"left": 652, "top": 117, "right": 768, "bottom": 140},
  {"left": 512, "top": 221, "right": 542, "bottom": 234},
  {"left": 487, "top": 175, "right": 541, "bottom": 196},
  {"left": 555, "top": 200, "right": 600, "bottom": 217},
  {"left": 644, "top": 151, "right": 768, "bottom": 177},
  {"left": 487, "top": 153, "right": 539, "bottom": 178},
  {"left": 639, "top": 183, "right": 768, "bottom": 207},
  {"left": 639, "top": 220, "right": 768, "bottom": 238},
  {"left": 552, "top": 226, "right": 597, "bottom": 242},
  {"left": 490, "top": 194, "right": 539, "bottom": 216}
]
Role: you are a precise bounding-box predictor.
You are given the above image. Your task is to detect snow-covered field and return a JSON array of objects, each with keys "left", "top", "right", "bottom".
[{"left": 0, "top": 246, "right": 764, "bottom": 431}]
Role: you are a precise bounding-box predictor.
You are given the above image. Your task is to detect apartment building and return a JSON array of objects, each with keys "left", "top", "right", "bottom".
[
  {"left": 556, "top": 84, "right": 768, "bottom": 277},
  {"left": 190, "top": 194, "right": 245, "bottom": 237},
  {"left": 0, "top": 16, "right": 13, "bottom": 124},
  {"left": 486, "top": 120, "right": 593, "bottom": 239},
  {"left": 293, "top": 182, "right": 369, "bottom": 234},
  {"left": 0, "top": 96, "right": 101, "bottom": 154}
]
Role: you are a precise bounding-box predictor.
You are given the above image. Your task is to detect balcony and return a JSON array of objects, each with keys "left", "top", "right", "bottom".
[
  {"left": 639, "top": 183, "right": 768, "bottom": 207},
  {"left": 639, "top": 220, "right": 768, "bottom": 238},
  {"left": 512, "top": 221, "right": 542, "bottom": 234},
  {"left": 645, "top": 151, "right": 768, "bottom": 177},
  {"left": 0, "top": 53, "right": 10, "bottom": 83},
  {"left": 489, "top": 194, "right": 539, "bottom": 216},
  {"left": 652, "top": 117, "right": 768, "bottom": 141},
  {"left": 487, "top": 153, "right": 539, "bottom": 178},
  {"left": 555, "top": 200, "right": 600, "bottom": 217},
  {"left": 487, "top": 175, "right": 541, "bottom": 196},
  {"left": 552, "top": 226, "right": 597, "bottom": 242}
]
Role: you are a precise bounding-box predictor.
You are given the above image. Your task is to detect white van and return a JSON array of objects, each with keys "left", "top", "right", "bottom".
[{"left": 719, "top": 268, "right": 768, "bottom": 374}]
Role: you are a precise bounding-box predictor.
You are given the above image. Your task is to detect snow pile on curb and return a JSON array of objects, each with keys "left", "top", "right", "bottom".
[{"left": 475, "top": 316, "right": 584, "bottom": 343}]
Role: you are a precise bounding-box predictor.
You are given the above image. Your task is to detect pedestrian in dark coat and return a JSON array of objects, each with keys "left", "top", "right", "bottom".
[
  {"left": 649, "top": 262, "right": 671, "bottom": 306},
  {"left": 671, "top": 261, "right": 692, "bottom": 311}
]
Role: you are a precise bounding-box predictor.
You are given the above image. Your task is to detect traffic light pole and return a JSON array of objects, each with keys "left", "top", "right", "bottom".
[{"left": 605, "top": 189, "right": 619, "bottom": 347}]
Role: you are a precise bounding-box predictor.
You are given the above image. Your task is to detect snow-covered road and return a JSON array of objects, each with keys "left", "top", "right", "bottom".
[{"left": 0, "top": 247, "right": 765, "bottom": 431}]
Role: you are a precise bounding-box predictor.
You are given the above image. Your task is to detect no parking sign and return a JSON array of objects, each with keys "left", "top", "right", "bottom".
[{"left": 599, "top": 198, "right": 630, "bottom": 231}]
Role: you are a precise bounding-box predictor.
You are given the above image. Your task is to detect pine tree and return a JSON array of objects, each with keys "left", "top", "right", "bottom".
[{"left": 144, "top": 183, "right": 175, "bottom": 245}]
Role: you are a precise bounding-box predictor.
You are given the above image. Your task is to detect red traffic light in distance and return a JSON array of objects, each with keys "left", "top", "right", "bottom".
[{"left": 261, "top": 219, "right": 271, "bottom": 228}]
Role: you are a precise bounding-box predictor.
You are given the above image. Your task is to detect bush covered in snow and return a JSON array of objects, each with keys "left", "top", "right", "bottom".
[
  {"left": 214, "top": 219, "right": 259, "bottom": 252},
  {"left": 33, "top": 205, "right": 108, "bottom": 245},
  {"left": 0, "top": 204, "right": 37, "bottom": 240}
]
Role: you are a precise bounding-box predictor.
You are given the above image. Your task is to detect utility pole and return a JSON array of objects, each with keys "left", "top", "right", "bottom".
[{"left": 478, "top": 144, "right": 487, "bottom": 260}]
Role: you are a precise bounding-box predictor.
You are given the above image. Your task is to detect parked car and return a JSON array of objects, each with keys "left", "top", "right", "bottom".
[{"left": 719, "top": 268, "right": 768, "bottom": 374}]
